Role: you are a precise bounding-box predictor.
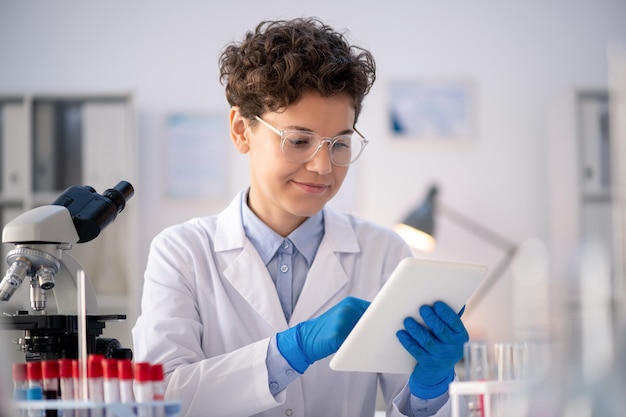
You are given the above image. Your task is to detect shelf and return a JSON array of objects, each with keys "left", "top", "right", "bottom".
[
  {"left": 13, "top": 400, "right": 181, "bottom": 417},
  {"left": 0, "top": 195, "right": 23, "bottom": 207}
]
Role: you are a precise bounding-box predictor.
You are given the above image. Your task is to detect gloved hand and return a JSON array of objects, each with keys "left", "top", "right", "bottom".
[
  {"left": 396, "top": 301, "right": 468, "bottom": 399},
  {"left": 276, "top": 296, "right": 370, "bottom": 373}
]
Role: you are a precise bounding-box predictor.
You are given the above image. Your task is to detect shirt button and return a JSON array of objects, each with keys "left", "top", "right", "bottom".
[
  {"left": 280, "top": 264, "right": 289, "bottom": 273},
  {"left": 285, "top": 409, "right": 293, "bottom": 416},
  {"left": 282, "top": 241, "right": 289, "bottom": 249},
  {"left": 269, "top": 381, "right": 279, "bottom": 390},
  {"left": 285, "top": 369, "right": 294, "bottom": 377}
]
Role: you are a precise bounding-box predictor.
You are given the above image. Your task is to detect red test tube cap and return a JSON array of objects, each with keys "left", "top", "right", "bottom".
[
  {"left": 26, "top": 361, "right": 42, "bottom": 381},
  {"left": 118, "top": 359, "right": 133, "bottom": 381},
  {"left": 72, "top": 359, "right": 81, "bottom": 378},
  {"left": 134, "top": 362, "right": 152, "bottom": 382},
  {"left": 102, "top": 359, "right": 119, "bottom": 379},
  {"left": 151, "top": 363, "right": 164, "bottom": 382},
  {"left": 88, "top": 355, "right": 104, "bottom": 378},
  {"left": 41, "top": 360, "right": 59, "bottom": 379},
  {"left": 58, "top": 359, "right": 73, "bottom": 378},
  {"left": 88, "top": 354, "right": 105, "bottom": 363},
  {"left": 12, "top": 363, "right": 27, "bottom": 382}
]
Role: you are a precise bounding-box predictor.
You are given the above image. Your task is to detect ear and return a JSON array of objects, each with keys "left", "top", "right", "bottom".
[{"left": 230, "top": 107, "right": 250, "bottom": 154}]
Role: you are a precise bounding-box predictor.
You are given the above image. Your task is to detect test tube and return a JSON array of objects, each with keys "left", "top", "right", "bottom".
[
  {"left": 87, "top": 355, "right": 104, "bottom": 417},
  {"left": 151, "top": 364, "right": 165, "bottom": 417},
  {"left": 134, "top": 362, "right": 154, "bottom": 417},
  {"left": 102, "top": 359, "right": 120, "bottom": 417},
  {"left": 72, "top": 360, "right": 87, "bottom": 417},
  {"left": 494, "top": 342, "right": 529, "bottom": 381},
  {"left": 13, "top": 363, "right": 28, "bottom": 400},
  {"left": 117, "top": 359, "right": 134, "bottom": 404},
  {"left": 463, "top": 341, "right": 489, "bottom": 417},
  {"left": 71, "top": 360, "right": 82, "bottom": 401},
  {"left": 26, "top": 361, "right": 44, "bottom": 417},
  {"left": 41, "top": 360, "right": 60, "bottom": 417},
  {"left": 13, "top": 363, "right": 28, "bottom": 417},
  {"left": 58, "top": 359, "right": 74, "bottom": 417}
]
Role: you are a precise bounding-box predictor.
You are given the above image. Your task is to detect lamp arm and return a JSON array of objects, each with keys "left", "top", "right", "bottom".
[
  {"left": 440, "top": 203, "right": 517, "bottom": 252},
  {"left": 468, "top": 245, "right": 518, "bottom": 308},
  {"left": 439, "top": 203, "right": 518, "bottom": 308}
]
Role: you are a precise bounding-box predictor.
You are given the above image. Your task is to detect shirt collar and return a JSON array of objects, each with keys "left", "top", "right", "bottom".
[{"left": 241, "top": 189, "right": 324, "bottom": 265}]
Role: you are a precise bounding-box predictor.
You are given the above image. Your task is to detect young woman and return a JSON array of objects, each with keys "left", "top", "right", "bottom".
[{"left": 133, "top": 17, "right": 469, "bottom": 417}]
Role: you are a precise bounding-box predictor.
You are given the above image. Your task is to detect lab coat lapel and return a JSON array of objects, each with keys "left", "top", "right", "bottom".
[
  {"left": 225, "top": 245, "right": 287, "bottom": 331},
  {"left": 289, "top": 242, "right": 348, "bottom": 324},
  {"left": 215, "top": 192, "right": 287, "bottom": 332},
  {"left": 289, "top": 207, "right": 360, "bottom": 324}
]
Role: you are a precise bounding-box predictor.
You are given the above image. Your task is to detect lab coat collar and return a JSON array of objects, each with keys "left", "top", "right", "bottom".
[
  {"left": 214, "top": 191, "right": 359, "bottom": 254},
  {"left": 241, "top": 189, "right": 323, "bottom": 266},
  {"left": 321, "top": 205, "right": 361, "bottom": 254},
  {"left": 213, "top": 192, "right": 248, "bottom": 252},
  {"left": 214, "top": 191, "right": 363, "bottom": 329}
]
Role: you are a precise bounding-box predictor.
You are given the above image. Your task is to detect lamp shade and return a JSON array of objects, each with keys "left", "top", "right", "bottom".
[{"left": 393, "top": 185, "right": 438, "bottom": 252}]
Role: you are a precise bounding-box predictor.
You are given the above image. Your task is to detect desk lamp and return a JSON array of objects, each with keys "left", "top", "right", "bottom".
[{"left": 393, "top": 184, "right": 518, "bottom": 307}]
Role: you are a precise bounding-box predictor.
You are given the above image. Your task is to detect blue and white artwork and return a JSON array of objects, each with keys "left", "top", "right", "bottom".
[{"left": 389, "top": 79, "right": 474, "bottom": 140}]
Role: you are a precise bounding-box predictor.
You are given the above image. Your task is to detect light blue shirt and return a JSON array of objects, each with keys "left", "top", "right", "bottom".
[
  {"left": 242, "top": 195, "right": 322, "bottom": 322},
  {"left": 241, "top": 194, "right": 447, "bottom": 416}
]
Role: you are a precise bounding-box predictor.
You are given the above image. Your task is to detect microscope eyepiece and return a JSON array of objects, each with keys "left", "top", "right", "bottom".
[
  {"left": 102, "top": 181, "right": 134, "bottom": 214},
  {"left": 53, "top": 180, "right": 135, "bottom": 243}
]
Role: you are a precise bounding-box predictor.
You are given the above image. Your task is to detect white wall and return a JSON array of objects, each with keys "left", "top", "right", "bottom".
[{"left": 1, "top": 0, "right": 625, "bottom": 347}]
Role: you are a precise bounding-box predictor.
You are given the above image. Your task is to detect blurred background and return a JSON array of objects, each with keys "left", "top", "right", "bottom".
[{"left": 1, "top": 0, "right": 625, "bottom": 408}]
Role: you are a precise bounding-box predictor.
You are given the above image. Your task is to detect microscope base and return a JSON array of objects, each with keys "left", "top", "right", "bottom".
[{"left": 0, "top": 313, "right": 132, "bottom": 361}]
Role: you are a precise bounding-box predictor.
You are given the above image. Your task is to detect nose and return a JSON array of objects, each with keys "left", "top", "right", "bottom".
[{"left": 305, "top": 140, "right": 333, "bottom": 174}]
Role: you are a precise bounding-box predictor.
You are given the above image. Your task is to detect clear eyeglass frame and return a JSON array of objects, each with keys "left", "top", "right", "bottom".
[{"left": 254, "top": 115, "right": 368, "bottom": 166}]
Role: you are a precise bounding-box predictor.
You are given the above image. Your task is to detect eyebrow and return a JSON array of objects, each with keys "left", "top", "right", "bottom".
[{"left": 284, "top": 125, "right": 355, "bottom": 136}]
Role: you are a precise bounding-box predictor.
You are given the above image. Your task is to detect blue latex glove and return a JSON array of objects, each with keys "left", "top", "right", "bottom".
[
  {"left": 396, "top": 301, "right": 469, "bottom": 399},
  {"left": 276, "top": 296, "right": 370, "bottom": 373}
]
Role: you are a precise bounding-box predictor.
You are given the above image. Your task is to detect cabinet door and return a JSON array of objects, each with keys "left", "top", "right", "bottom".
[
  {"left": 579, "top": 92, "right": 611, "bottom": 196},
  {"left": 2, "top": 101, "right": 29, "bottom": 198},
  {"left": 82, "top": 100, "right": 132, "bottom": 190},
  {"left": 73, "top": 100, "right": 134, "bottom": 298},
  {"left": 578, "top": 92, "right": 613, "bottom": 260}
]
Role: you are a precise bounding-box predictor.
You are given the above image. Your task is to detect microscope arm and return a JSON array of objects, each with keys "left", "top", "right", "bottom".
[{"left": 52, "top": 252, "right": 99, "bottom": 315}]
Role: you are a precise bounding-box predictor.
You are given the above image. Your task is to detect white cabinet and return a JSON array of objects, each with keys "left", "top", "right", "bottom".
[
  {"left": 1, "top": 98, "right": 29, "bottom": 202},
  {"left": 547, "top": 89, "right": 616, "bottom": 289},
  {"left": 0, "top": 93, "right": 138, "bottom": 321}
]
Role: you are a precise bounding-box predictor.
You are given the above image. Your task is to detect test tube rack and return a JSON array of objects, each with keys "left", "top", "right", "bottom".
[
  {"left": 449, "top": 380, "right": 528, "bottom": 417},
  {"left": 12, "top": 400, "right": 182, "bottom": 417}
]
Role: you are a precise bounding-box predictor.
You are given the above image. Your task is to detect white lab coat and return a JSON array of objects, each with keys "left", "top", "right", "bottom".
[{"left": 132, "top": 191, "right": 464, "bottom": 417}]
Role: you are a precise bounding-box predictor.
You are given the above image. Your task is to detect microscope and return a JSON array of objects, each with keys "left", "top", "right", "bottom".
[{"left": 0, "top": 181, "right": 134, "bottom": 361}]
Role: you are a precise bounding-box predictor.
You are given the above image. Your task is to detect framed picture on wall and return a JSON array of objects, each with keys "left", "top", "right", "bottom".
[
  {"left": 165, "top": 113, "right": 230, "bottom": 199},
  {"left": 388, "top": 78, "right": 475, "bottom": 141}
]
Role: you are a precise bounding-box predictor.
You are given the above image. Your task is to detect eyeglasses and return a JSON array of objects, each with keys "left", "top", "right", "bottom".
[{"left": 254, "top": 116, "right": 368, "bottom": 166}]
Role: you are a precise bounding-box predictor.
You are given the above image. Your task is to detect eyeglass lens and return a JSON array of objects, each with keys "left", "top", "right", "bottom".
[{"left": 281, "top": 131, "right": 363, "bottom": 166}]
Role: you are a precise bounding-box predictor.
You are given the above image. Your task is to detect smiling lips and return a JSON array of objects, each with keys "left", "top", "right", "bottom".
[{"left": 293, "top": 180, "right": 329, "bottom": 194}]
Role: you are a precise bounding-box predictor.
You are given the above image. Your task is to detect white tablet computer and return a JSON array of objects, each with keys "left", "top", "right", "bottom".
[{"left": 329, "top": 257, "right": 488, "bottom": 374}]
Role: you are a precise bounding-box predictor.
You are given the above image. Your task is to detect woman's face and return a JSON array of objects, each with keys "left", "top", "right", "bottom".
[{"left": 230, "top": 92, "right": 357, "bottom": 236}]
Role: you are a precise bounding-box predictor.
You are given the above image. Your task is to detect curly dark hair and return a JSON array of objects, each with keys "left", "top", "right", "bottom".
[{"left": 219, "top": 17, "right": 376, "bottom": 124}]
